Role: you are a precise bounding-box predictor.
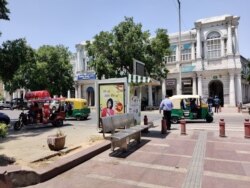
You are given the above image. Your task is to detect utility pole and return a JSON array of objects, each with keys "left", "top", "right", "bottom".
[{"left": 177, "top": 0, "right": 182, "bottom": 95}]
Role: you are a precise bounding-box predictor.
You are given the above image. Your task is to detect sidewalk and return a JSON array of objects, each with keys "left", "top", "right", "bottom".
[{"left": 2, "top": 107, "right": 250, "bottom": 187}]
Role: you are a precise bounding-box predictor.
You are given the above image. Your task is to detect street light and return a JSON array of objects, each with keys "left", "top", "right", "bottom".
[{"left": 177, "top": 0, "right": 182, "bottom": 95}]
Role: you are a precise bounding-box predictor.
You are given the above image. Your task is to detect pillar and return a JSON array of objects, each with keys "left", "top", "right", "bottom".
[
  {"left": 229, "top": 72, "right": 236, "bottom": 106},
  {"left": 197, "top": 75, "right": 202, "bottom": 96},
  {"left": 191, "top": 42, "right": 195, "bottom": 60},
  {"left": 192, "top": 76, "right": 197, "bottom": 95},
  {"left": 67, "top": 90, "right": 71, "bottom": 98},
  {"left": 148, "top": 85, "right": 153, "bottom": 106},
  {"left": 234, "top": 24, "right": 240, "bottom": 55},
  {"left": 236, "top": 73, "right": 242, "bottom": 104},
  {"left": 221, "top": 37, "right": 225, "bottom": 57},
  {"left": 196, "top": 26, "right": 201, "bottom": 59},
  {"left": 227, "top": 21, "right": 233, "bottom": 55},
  {"left": 161, "top": 79, "right": 166, "bottom": 99}
]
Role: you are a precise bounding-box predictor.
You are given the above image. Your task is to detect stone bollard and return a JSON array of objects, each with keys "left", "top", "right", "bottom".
[
  {"left": 180, "top": 119, "right": 186, "bottom": 135},
  {"left": 244, "top": 119, "right": 250, "bottom": 138},
  {"left": 161, "top": 117, "right": 167, "bottom": 134},
  {"left": 219, "top": 119, "right": 226, "bottom": 137},
  {"left": 143, "top": 115, "right": 149, "bottom": 133}
]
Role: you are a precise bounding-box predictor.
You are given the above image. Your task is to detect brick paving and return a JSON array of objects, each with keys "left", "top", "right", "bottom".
[{"left": 24, "top": 107, "right": 250, "bottom": 188}]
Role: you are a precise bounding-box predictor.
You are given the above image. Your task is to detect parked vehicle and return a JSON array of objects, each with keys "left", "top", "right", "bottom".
[
  {"left": 169, "top": 95, "right": 213, "bottom": 123},
  {"left": 63, "top": 98, "right": 90, "bottom": 120},
  {"left": 0, "top": 101, "right": 12, "bottom": 110},
  {"left": 11, "top": 98, "right": 28, "bottom": 110},
  {"left": 14, "top": 90, "right": 66, "bottom": 131},
  {"left": 0, "top": 112, "right": 10, "bottom": 125}
]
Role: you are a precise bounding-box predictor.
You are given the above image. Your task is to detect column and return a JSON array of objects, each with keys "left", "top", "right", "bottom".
[
  {"left": 192, "top": 76, "right": 197, "bottom": 95},
  {"left": 67, "top": 90, "right": 71, "bottom": 98},
  {"left": 148, "top": 85, "right": 153, "bottom": 106},
  {"left": 78, "top": 85, "right": 82, "bottom": 98},
  {"left": 229, "top": 72, "right": 236, "bottom": 106},
  {"left": 196, "top": 27, "right": 201, "bottom": 59},
  {"left": 227, "top": 21, "right": 233, "bottom": 55},
  {"left": 221, "top": 38, "right": 225, "bottom": 57},
  {"left": 234, "top": 24, "right": 240, "bottom": 54},
  {"left": 176, "top": 76, "right": 181, "bottom": 95},
  {"left": 75, "top": 84, "right": 78, "bottom": 98},
  {"left": 197, "top": 75, "right": 202, "bottom": 96},
  {"left": 161, "top": 79, "right": 166, "bottom": 99},
  {"left": 191, "top": 42, "right": 195, "bottom": 60},
  {"left": 236, "top": 73, "right": 242, "bottom": 104}
]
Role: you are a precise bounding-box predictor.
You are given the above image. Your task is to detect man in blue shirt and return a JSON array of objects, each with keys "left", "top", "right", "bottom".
[{"left": 159, "top": 95, "right": 174, "bottom": 130}]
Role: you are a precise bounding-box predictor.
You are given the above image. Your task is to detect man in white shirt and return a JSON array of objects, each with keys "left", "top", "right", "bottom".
[{"left": 159, "top": 95, "right": 174, "bottom": 130}]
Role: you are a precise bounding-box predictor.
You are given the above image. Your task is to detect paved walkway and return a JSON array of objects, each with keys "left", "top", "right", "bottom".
[{"left": 25, "top": 107, "right": 250, "bottom": 188}]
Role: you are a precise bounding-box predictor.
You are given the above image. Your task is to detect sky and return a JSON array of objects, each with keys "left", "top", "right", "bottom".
[{"left": 0, "top": 0, "right": 250, "bottom": 58}]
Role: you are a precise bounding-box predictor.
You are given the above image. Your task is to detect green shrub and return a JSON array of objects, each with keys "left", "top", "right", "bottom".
[{"left": 0, "top": 123, "right": 8, "bottom": 138}]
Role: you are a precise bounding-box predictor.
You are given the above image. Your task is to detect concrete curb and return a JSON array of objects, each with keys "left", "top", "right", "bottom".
[{"left": 2, "top": 141, "right": 111, "bottom": 187}]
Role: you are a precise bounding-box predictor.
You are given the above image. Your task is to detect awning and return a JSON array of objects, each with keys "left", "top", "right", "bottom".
[
  {"left": 127, "top": 74, "right": 160, "bottom": 86},
  {"left": 181, "top": 65, "right": 195, "bottom": 73}
]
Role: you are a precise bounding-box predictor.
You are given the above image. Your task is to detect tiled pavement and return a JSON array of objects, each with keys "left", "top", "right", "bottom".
[{"left": 29, "top": 108, "right": 250, "bottom": 188}]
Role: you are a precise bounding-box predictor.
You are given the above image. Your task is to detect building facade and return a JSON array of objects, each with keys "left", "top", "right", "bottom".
[{"left": 165, "top": 14, "right": 250, "bottom": 106}]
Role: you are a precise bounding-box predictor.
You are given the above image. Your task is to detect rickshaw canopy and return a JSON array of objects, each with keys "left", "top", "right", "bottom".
[
  {"left": 25, "top": 90, "right": 51, "bottom": 100},
  {"left": 64, "top": 98, "right": 88, "bottom": 109},
  {"left": 170, "top": 95, "right": 207, "bottom": 109}
]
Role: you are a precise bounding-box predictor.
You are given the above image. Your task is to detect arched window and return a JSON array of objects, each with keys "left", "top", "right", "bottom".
[{"left": 206, "top": 31, "right": 221, "bottom": 59}]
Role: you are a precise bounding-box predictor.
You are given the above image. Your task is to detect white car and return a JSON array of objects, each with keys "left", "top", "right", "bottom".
[{"left": 49, "top": 100, "right": 60, "bottom": 111}]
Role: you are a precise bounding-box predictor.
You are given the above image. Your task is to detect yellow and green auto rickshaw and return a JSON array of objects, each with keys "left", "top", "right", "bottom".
[
  {"left": 64, "top": 98, "right": 90, "bottom": 120},
  {"left": 169, "top": 95, "right": 213, "bottom": 124}
]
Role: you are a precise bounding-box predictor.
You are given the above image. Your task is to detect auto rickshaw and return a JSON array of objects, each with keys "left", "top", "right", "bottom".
[
  {"left": 169, "top": 95, "right": 213, "bottom": 124},
  {"left": 64, "top": 98, "right": 90, "bottom": 120},
  {"left": 13, "top": 90, "right": 66, "bottom": 131}
]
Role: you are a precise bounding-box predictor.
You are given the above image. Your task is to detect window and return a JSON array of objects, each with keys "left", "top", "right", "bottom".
[
  {"left": 181, "top": 43, "right": 191, "bottom": 61},
  {"left": 206, "top": 31, "right": 221, "bottom": 59},
  {"left": 165, "top": 45, "right": 176, "bottom": 63}
]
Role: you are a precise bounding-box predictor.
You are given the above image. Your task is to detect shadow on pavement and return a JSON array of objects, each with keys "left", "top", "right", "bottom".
[{"left": 109, "top": 139, "right": 151, "bottom": 158}]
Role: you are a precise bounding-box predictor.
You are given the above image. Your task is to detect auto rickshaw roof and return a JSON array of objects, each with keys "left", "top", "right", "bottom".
[{"left": 64, "top": 98, "right": 87, "bottom": 102}]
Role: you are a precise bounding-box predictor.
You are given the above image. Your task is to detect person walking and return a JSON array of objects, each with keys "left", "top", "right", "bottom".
[
  {"left": 159, "top": 95, "right": 173, "bottom": 130},
  {"left": 214, "top": 96, "right": 220, "bottom": 113}
]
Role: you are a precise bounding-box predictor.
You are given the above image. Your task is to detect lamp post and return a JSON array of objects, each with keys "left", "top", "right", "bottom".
[{"left": 177, "top": 0, "right": 182, "bottom": 95}]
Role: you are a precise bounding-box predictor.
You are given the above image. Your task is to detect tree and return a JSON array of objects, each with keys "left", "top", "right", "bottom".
[
  {"left": 0, "top": 0, "right": 10, "bottom": 36},
  {"left": 86, "top": 17, "right": 170, "bottom": 80},
  {"left": 0, "top": 39, "right": 35, "bottom": 91},
  {"left": 30, "top": 45, "right": 74, "bottom": 96},
  {"left": 0, "top": 0, "right": 9, "bottom": 20}
]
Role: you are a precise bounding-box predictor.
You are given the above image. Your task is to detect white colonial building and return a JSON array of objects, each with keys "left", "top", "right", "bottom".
[
  {"left": 73, "top": 14, "right": 249, "bottom": 107},
  {"left": 164, "top": 14, "right": 250, "bottom": 106}
]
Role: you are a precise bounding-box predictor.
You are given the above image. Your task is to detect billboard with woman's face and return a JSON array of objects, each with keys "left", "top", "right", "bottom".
[{"left": 99, "top": 83, "right": 125, "bottom": 119}]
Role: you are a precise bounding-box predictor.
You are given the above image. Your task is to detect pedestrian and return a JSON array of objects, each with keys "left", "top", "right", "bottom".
[
  {"left": 207, "top": 96, "right": 213, "bottom": 113},
  {"left": 159, "top": 95, "right": 173, "bottom": 130},
  {"left": 214, "top": 96, "right": 220, "bottom": 113}
]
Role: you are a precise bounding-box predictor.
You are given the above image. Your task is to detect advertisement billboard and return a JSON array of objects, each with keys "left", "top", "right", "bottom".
[{"left": 99, "top": 83, "right": 125, "bottom": 120}]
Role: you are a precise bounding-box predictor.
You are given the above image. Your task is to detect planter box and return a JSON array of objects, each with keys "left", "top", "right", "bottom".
[{"left": 47, "top": 135, "right": 66, "bottom": 151}]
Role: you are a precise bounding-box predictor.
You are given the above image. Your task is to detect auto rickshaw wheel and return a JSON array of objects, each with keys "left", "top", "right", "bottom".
[
  {"left": 76, "top": 116, "right": 81, "bottom": 121},
  {"left": 14, "top": 121, "right": 23, "bottom": 131},
  {"left": 55, "top": 119, "right": 63, "bottom": 127},
  {"left": 171, "top": 117, "right": 179, "bottom": 124},
  {"left": 206, "top": 115, "right": 213, "bottom": 123}
]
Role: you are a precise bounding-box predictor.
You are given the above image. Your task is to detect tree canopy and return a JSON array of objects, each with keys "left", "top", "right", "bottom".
[
  {"left": 0, "top": 0, "right": 9, "bottom": 20},
  {"left": 86, "top": 17, "right": 170, "bottom": 80},
  {"left": 0, "top": 39, "right": 74, "bottom": 96}
]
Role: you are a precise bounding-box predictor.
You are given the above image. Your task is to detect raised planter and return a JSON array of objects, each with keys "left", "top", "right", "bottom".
[{"left": 47, "top": 135, "right": 66, "bottom": 151}]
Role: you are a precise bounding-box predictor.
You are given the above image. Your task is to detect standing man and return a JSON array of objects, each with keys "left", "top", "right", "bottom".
[
  {"left": 214, "top": 96, "right": 220, "bottom": 113},
  {"left": 159, "top": 95, "right": 174, "bottom": 130}
]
